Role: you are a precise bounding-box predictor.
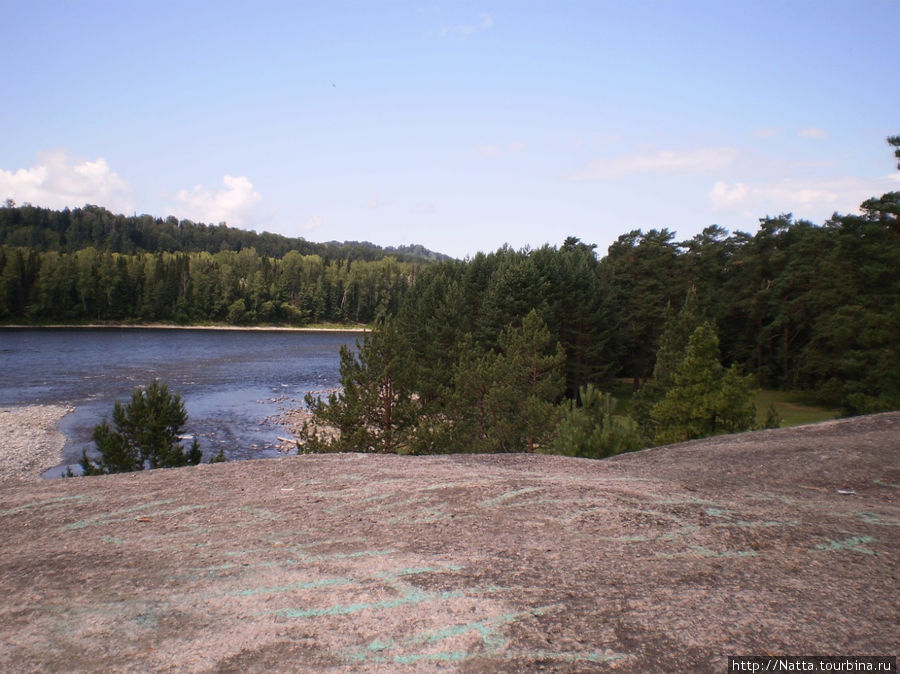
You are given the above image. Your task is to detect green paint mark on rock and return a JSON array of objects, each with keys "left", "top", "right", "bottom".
[
  {"left": 478, "top": 487, "right": 541, "bottom": 508},
  {"left": 812, "top": 536, "right": 878, "bottom": 555},
  {"left": 393, "top": 650, "right": 469, "bottom": 664},
  {"left": 413, "top": 613, "right": 514, "bottom": 650},
  {"left": 375, "top": 565, "right": 465, "bottom": 580},
  {"left": 270, "top": 580, "right": 504, "bottom": 621},
  {"left": 60, "top": 499, "right": 178, "bottom": 530},
  {"left": 270, "top": 587, "right": 468, "bottom": 618},
  {"left": 341, "top": 604, "right": 607, "bottom": 666},
  {"left": 858, "top": 511, "right": 900, "bottom": 527},
  {"left": 288, "top": 548, "right": 395, "bottom": 563},
  {"left": 0, "top": 494, "right": 90, "bottom": 518},
  {"left": 657, "top": 545, "right": 758, "bottom": 559},
  {"left": 232, "top": 563, "right": 464, "bottom": 599},
  {"left": 387, "top": 506, "right": 448, "bottom": 525},
  {"left": 366, "top": 638, "right": 394, "bottom": 652},
  {"left": 237, "top": 506, "right": 280, "bottom": 521},
  {"left": 231, "top": 577, "right": 351, "bottom": 597},
  {"left": 596, "top": 534, "right": 650, "bottom": 544}
]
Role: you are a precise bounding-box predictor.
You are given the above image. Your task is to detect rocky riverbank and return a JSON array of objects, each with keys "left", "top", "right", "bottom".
[
  {"left": 272, "top": 388, "right": 341, "bottom": 452},
  {"left": 0, "top": 405, "right": 73, "bottom": 484}
]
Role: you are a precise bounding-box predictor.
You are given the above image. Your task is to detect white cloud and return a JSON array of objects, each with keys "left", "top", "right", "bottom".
[
  {"left": 798, "top": 127, "right": 828, "bottom": 139},
  {"left": 0, "top": 149, "right": 133, "bottom": 213},
  {"left": 441, "top": 13, "right": 493, "bottom": 37},
  {"left": 173, "top": 175, "right": 261, "bottom": 227},
  {"left": 708, "top": 174, "right": 900, "bottom": 220},
  {"left": 571, "top": 147, "right": 739, "bottom": 180},
  {"left": 708, "top": 181, "right": 751, "bottom": 210}
]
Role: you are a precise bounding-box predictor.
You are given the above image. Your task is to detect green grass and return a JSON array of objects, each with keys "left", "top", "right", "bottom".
[
  {"left": 753, "top": 389, "right": 840, "bottom": 428},
  {"left": 608, "top": 379, "right": 638, "bottom": 412},
  {"left": 606, "top": 380, "right": 839, "bottom": 429}
]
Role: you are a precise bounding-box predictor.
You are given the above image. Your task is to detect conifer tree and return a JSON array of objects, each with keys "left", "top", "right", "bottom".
[
  {"left": 652, "top": 285, "right": 704, "bottom": 390},
  {"left": 888, "top": 135, "right": 900, "bottom": 170},
  {"left": 449, "top": 310, "right": 565, "bottom": 453},
  {"left": 553, "top": 384, "right": 642, "bottom": 458},
  {"left": 301, "top": 315, "right": 419, "bottom": 453},
  {"left": 650, "top": 323, "right": 756, "bottom": 444},
  {"left": 81, "top": 380, "right": 202, "bottom": 474},
  {"left": 632, "top": 286, "right": 705, "bottom": 436}
]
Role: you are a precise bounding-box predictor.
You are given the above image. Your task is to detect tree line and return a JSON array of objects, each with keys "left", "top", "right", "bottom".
[
  {"left": 299, "top": 180, "right": 898, "bottom": 457},
  {"left": 379, "top": 186, "right": 898, "bottom": 417},
  {"left": 298, "top": 137, "right": 898, "bottom": 457},
  {"left": 0, "top": 201, "right": 449, "bottom": 262},
  {"left": 0, "top": 247, "right": 418, "bottom": 325}
]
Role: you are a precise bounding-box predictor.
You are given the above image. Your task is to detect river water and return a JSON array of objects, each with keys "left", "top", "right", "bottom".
[{"left": 0, "top": 328, "right": 357, "bottom": 476}]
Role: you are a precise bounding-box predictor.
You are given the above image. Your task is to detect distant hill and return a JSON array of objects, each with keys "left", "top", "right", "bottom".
[{"left": 0, "top": 202, "right": 452, "bottom": 262}]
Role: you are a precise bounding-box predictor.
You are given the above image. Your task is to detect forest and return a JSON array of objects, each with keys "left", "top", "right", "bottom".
[
  {"left": 296, "top": 183, "right": 899, "bottom": 458},
  {"left": 0, "top": 201, "right": 449, "bottom": 262},
  {"left": 0, "top": 244, "right": 417, "bottom": 325},
  {"left": 2, "top": 142, "right": 899, "bottom": 446}
]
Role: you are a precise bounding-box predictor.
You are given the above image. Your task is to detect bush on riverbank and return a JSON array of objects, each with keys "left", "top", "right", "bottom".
[{"left": 79, "top": 380, "right": 202, "bottom": 474}]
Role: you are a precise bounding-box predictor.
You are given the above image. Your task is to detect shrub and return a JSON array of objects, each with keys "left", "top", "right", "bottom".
[
  {"left": 553, "top": 384, "right": 643, "bottom": 458},
  {"left": 80, "top": 380, "right": 202, "bottom": 474}
]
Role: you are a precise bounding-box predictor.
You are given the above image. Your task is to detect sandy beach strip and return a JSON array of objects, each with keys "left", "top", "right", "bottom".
[{"left": 0, "top": 405, "right": 73, "bottom": 484}]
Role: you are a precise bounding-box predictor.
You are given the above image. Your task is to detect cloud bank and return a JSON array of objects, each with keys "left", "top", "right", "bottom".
[
  {"left": 708, "top": 174, "right": 900, "bottom": 220},
  {"left": 173, "top": 175, "right": 262, "bottom": 228},
  {"left": 0, "top": 149, "right": 133, "bottom": 213}
]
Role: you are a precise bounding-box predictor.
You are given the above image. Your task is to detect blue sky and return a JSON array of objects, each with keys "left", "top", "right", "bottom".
[{"left": 2, "top": 1, "right": 898, "bottom": 259}]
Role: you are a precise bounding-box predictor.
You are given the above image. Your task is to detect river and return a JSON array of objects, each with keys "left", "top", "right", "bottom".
[{"left": 0, "top": 327, "right": 358, "bottom": 476}]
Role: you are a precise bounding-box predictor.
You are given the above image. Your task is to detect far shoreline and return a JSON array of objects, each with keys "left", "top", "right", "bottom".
[{"left": 0, "top": 323, "right": 368, "bottom": 333}]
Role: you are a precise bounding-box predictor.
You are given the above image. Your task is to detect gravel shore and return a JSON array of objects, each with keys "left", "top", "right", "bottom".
[{"left": 0, "top": 405, "right": 73, "bottom": 484}]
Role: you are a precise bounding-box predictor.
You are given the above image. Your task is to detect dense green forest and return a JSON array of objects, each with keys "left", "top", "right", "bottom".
[
  {"left": 0, "top": 201, "right": 449, "bottom": 262},
  {"left": 2, "top": 142, "right": 899, "bottom": 426},
  {"left": 298, "top": 174, "right": 898, "bottom": 456},
  {"left": 0, "top": 245, "right": 417, "bottom": 325},
  {"left": 0, "top": 202, "right": 442, "bottom": 324}
]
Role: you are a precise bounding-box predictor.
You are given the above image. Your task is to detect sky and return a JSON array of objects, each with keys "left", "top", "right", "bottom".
[{"left": 1, "top": 1, "right": 898, "bottom": 260}]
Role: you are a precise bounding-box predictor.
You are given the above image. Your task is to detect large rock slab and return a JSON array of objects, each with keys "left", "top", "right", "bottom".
[{"left": 1, "top": 413, "right": 897, "bottom": 671}]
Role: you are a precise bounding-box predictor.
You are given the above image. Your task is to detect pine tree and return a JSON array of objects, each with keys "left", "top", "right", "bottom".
[
  {"left": 652, "top": 285, "right": 704, "bottom": 390},
  {"left": 888, "top": 135, "right": 900, "bottom": 170},
  {"left": 632, "top": 286, "right": 705, "bottom": 436},
  {"left": 81, "top": 380, "right": 202, "bottom": 474},
  {"left": 650, "top": 323, "right": 756, "bottom": 444},
  {"left": 553, "top": 384, "right": 643, "bottom": 458},
  {"left": 301, "top": 315, "right": 419, "bottom": 453},
  {"left": 449, "top": 310, "right": 565, "bottom": 453}
]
